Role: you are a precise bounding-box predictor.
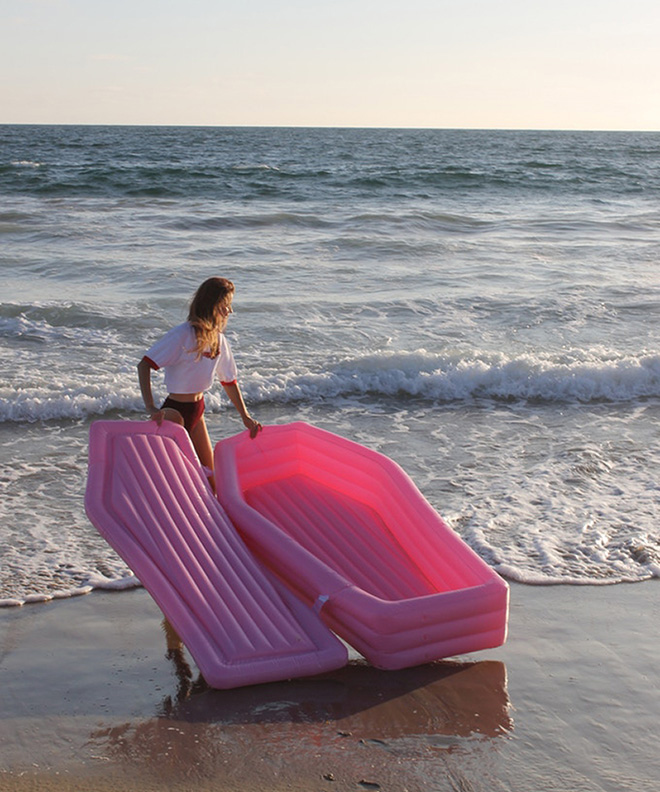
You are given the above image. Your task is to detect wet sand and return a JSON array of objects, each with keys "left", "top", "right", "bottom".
[{"left": 1, "top": 581, "right": 658, "bottom": 792}]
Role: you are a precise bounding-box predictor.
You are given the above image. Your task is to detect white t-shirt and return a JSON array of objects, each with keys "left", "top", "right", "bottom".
[{"left": 144, "top": 322, "right": 238, "bottom": 393}]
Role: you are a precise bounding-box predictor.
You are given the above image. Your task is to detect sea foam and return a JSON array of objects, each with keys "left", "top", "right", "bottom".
[
  {"left": 2, "top": 348, "right": 658, "bottom": 424},
  {"left": 242, "top": 349, "right": 660, "bottom": 405}
]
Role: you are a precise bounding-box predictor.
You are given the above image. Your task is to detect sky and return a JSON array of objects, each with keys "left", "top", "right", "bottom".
[{"left": 2, "top": 0, "right": 659, "bottom": 130}]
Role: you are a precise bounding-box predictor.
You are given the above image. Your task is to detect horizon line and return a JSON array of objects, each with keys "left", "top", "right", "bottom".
[{"left": 2, "top": 122, "right": 660, "bottom": 134}]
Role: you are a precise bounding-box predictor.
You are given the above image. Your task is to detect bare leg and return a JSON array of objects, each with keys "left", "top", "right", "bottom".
[
  {"left": 161, "top": 617, "right": 183, "bottom": 651},
  {"left": 189, "top": 415, "right": 215, "bottom": 493},
  {"left": 159, "top": 408, "right": 187, "bottom": 653},
  {"left": 160, "top": 407, "right": 184, "bottom": 426}
]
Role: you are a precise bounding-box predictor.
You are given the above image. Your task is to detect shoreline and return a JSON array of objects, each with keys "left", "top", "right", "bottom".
[{"left": 1, "top": 581, "right": 659, "bottom": 791}]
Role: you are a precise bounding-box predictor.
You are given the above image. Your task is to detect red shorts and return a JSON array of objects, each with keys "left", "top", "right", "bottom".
[{"left": 161, "top": 396, "right": 205, "bottom": 433}]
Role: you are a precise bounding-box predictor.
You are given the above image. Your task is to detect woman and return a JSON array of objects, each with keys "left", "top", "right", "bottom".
[{"left": 137, "top": 276, "right": 261, "bottom": 491}]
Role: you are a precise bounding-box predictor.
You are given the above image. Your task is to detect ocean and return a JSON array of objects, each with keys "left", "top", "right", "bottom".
[{"left": 1, "top": 125, "right": 659, "bottom": 607}]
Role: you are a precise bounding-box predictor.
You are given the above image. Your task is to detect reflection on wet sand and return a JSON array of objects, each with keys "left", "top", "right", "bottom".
[
  {"left": 165, "top": 657, "right": 511, "bottom": 738},
  {"left": 89, "top": 657, "right": 511, "bottom": 786}
]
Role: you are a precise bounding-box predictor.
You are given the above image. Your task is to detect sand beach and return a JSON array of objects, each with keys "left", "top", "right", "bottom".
[{"left": 1, "top": 581, "right": 658, "bottom": 792}]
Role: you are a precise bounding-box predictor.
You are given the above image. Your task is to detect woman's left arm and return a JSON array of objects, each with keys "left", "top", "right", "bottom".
[{"left": 221, "top": 381, "right": 262, "bottom": 438}]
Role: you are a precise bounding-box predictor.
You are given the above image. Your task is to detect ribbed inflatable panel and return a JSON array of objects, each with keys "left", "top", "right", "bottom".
[{"left": 85, "top": 420, "right": 347, "bottom": 688}]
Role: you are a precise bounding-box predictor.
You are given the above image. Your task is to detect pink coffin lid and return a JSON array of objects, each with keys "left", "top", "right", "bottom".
[{"left": 85, "top": 420, "right": 347, "bottom": 688}]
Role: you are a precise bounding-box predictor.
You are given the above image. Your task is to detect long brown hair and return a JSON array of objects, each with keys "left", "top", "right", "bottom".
[{"left": 187, "top": 277, "right": 235, "bottom": 359}]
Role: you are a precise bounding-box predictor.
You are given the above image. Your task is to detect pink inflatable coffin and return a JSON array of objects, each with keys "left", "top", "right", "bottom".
[
  {"left": 215, "top": 422, "right": 509, "bottom": 670},
  {"left": 85, "top": 421, "right": 347, "bottom": 689}
]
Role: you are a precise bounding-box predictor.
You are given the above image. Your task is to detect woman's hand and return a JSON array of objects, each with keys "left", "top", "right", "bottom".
[
  {"left": 148, "top": 407, "right": 165, "bottom": 425},
  {"left": 243, "top": 415, "right": 263, "bottom": 439}
]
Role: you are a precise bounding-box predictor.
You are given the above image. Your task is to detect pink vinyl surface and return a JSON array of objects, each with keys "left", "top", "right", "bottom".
[
  {"left": 215, "top": 422, "right": 509, "bottom": 669},
  {"left": 85, "top": 420, "right": 347, "bottom": 688}
]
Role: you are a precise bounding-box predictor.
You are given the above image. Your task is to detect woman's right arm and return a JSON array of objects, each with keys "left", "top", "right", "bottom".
[{"left": 137, "top": 357, "right": 162, "bottom": 421}]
